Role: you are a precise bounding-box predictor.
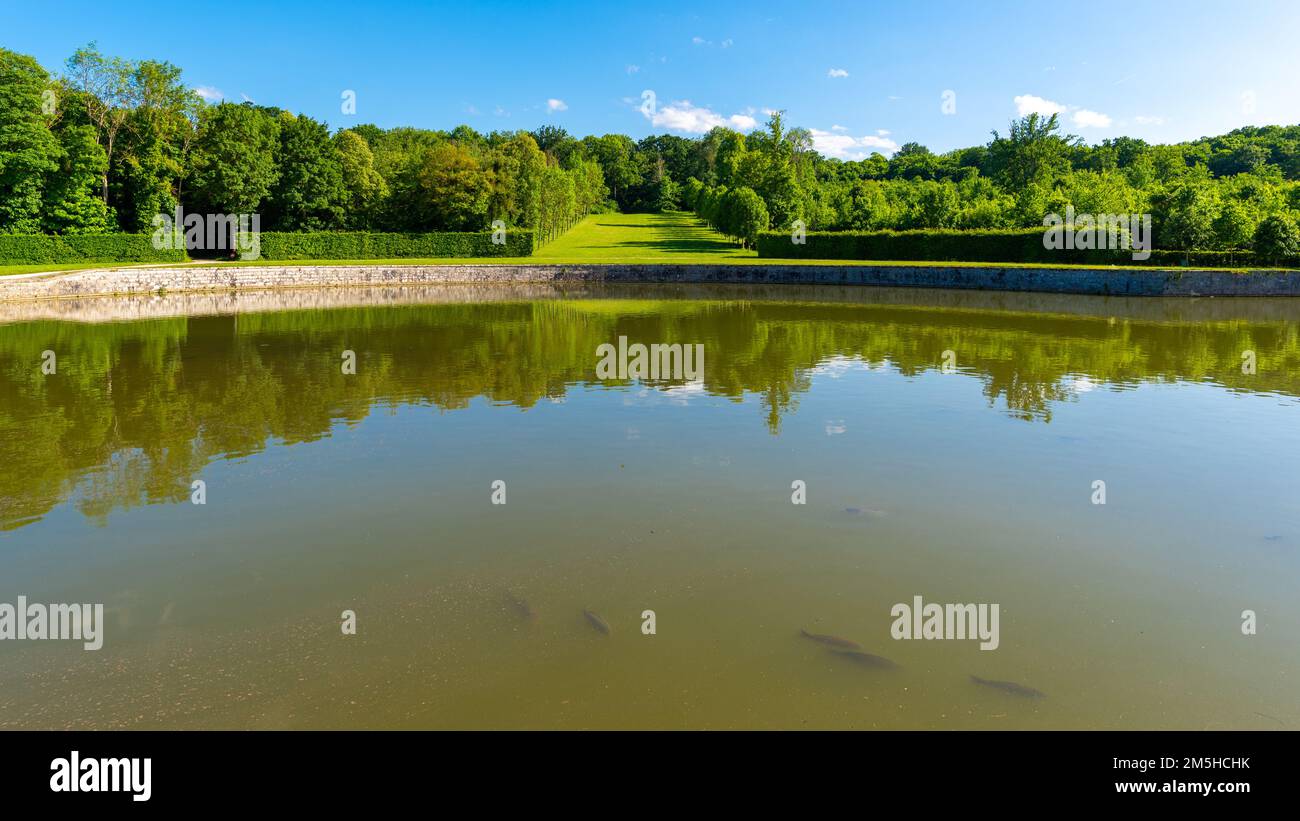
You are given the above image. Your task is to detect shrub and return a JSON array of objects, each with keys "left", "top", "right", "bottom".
[
  {"left": 0, "top": 233, "right": 188, "bottom": 264},
  {"left": 257, "top": 230, "right": 534, "bottom": 260},
  {"left": 755, "top": 228, "right": 1300, "bottom": 268}
]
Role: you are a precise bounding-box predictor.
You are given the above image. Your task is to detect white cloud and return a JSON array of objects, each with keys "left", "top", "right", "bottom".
[
  {"left": 1014, "top": 94, "right": 1065, "bottom": 117},
  {"left": 494, "top": 106, "right": 509, "bottom": 117},
  {"left": 692, "top": 36, "right": 708, "bottom": 45},
  {"left": 827, "top": 68, "right": 849, "bottom": 78},
  {"left": 1135, "top": 115, "right": 1165, "bottom": 126},
  {"left": 644, "top": 100, "right": 758, "bottom": 133},
  {"left": 1015, "top": 94, "right": 1111, "bottom": 128},
  {"left": 626, "top": 64, "right": 640, "bottom": 74},
  {"left": 876, "top": 129, "right": 891, "bottom": 136},
  {"left": 546, "top": 98, "right": 568, "bottom": 112},
  {"left": 721, "top": 38, "right": 733, "bottom": 48},
  {"left": 193, "top": 86, "right": 223, "bottom": 101},
  {"left": 1071, "top": 108, "right": 1111, "bottom": 128},
  {"left": 831, "top": 124, "right": 848, "bottom": 132},
  {"left": 465, "top": 104, "right": 480, "bottom": 115},
  {"left": 809, "top": 128, "right": 899, "bottom": 160}
]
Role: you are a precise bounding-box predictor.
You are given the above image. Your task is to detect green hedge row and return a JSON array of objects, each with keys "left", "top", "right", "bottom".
[
  {"left": 755, "top": 229, "right": 1297, "bottom": 268},
  {"left": 0, "top": 234, "right": 188, "bottom": 264},
  {"left": 257, "top": 231, "right": 535, "bottom": 260}
]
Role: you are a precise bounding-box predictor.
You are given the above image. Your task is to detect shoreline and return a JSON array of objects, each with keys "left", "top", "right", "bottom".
[
  {"left": 3, "top": 262, "right": 1300, "bottom": 303},
  {"left": 4, "top": 282, "right": 1300, "bottom": 325}
]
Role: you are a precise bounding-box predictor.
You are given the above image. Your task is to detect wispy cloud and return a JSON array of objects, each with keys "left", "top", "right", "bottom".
[
  {"left": 193, "top": 86, "right": 223, "bottom": 101},
  {"left": 827, "top": 68, "right": 849, "bottom": 78},
  {"left": 626, "top": 64, "right": 640, "bottom": 74},
  {"left": 546, "top": 98, "right": 568, "bottom": 112},
  {"left": 1134, "top": 115, "right": 1165, "bottom": 125},
  {"left": 642, "top": 100, "right": 758, "bottom": 134}
]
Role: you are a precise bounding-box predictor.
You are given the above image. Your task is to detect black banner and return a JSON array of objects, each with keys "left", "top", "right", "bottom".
[{"left": 2, "top": 730, "right": 1288, "bottom": 807}]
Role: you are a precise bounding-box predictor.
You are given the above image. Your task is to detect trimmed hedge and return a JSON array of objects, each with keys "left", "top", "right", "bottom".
[
  {"left": 257, "top": 231, "right": 535, "bottom": 260},
  {"left": 756, "top": 229, "right": 1299, "bottom": 268},
  {"left": 0, "top": 234, "right": 188, "bottom": 264}
]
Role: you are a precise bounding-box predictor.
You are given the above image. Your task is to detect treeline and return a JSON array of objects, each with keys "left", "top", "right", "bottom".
[
  {"left": 672, "top": 112, "right": 1300, "bottom": 257},
  {"left": 3, "top": 43, "right": 1300, "bottom": 259},
  {"left": 0, "top": 45, "right": 606, "bottom": 244}
]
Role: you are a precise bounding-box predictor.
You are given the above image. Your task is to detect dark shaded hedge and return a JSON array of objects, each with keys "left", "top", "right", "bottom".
[
  {"left": 257, "top": 231, "right": 535, "bottom": 260},
  {"left": 756, "top": 229, "right": 1297, "bottom": 268},
  {"left": 0, "top": 234, "right": 188, "bottom": 264}
]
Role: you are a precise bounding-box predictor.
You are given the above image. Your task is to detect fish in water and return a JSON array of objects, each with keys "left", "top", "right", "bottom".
[
  {"left": 504, "top": 591, "right": 536, "bottom": 623},
  {"left": 583, "top": 609, "right": 611, "bottom": 636},
  {"left": 800, "top": 629, "right": 861, "bottom": 650},
  {"left": 830, "top": 649, "right": 899, "bottom": 669},
  {"left": 970, "top": 675, "right": 1045, "bottom": 699},
  {"left": 843, "top": 508, "right": 887, "bottom": 519}
]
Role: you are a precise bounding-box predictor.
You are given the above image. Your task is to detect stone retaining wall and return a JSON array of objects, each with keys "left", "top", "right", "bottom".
[{"left": 3, "top": 262, "right": 1300, "bottom": 302}]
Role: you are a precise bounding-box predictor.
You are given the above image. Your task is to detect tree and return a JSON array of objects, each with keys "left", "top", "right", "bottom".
[
  {"left": 0, "top": 48, "right": 60, "bottom": 232},
  {"left": 42, "top": 125, "right": 111, "bottom": 233},
  {"left": 189, "top": 103, "right": 280, "bottom": 214},
  {"left": 64, "top": 43, "right": 134, "bottom": 205},
  {"left": 1212, "top": 200, "right": 1256, "bottom": 250},
  {"left": 1158, "top": 180, "right": 1218, "bottom": 250},
  {"left": 1253, "top": 213, "right": 1300, "bottom": 262},
  {"left": 333, "top": 130, "right": 387, "bottom": 229},
  {"left": 987, "top": 113, "right": 1077, "bottom": 191},
  {"left": 398, "top": 141, "right": 490, "bottom": 230},
  {"left": 721, "top": 186, "right": 769, "bottom": 247},
  {"left": 267, "top": 113, "right": 346, "bottom": 230}
]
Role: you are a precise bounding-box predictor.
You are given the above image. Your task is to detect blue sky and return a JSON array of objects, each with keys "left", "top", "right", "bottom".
[{"left": 5, "top": 0, "right": 1299, "bottom": 157}]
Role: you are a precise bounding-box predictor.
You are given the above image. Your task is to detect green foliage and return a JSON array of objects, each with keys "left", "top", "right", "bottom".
[
  {"left": 266, "top": 113, "right": 346, "bottom": 230},
  {"left": 756, "top": 228, "right": 1297, "bottom": 267},
  {"left": 1253, "top": 214, "right": 1300, "bottom": 262},
  {"left": 256, "top": 230, "right": 534, "bottom": 259},
  {"left": 189, "top": 103, "right": 280, "bottom": 215},
  {"left": 0, "top": 48, "right": 60, "bottom": 233},
  {"left": 720, "top": 186, "right": 769, "bottom": 247},
  {"left": 0, "top": 232, "right": 186, "bottom": 263},
  {"left": 42, "top": 125, "right": 111, "bottom": 233},
  {"left": 5, "top": 42, "right": 1300, "bottom": 269}
]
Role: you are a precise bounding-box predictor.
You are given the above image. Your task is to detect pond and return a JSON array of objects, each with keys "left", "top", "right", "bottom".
[{"left": 1, "top": 284, "right": 1297, "bottom": 729}]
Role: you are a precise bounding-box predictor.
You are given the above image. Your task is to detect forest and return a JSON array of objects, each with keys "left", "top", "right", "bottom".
[{"left": 3, "top": 43, "right": 1300, "bottom": 257}]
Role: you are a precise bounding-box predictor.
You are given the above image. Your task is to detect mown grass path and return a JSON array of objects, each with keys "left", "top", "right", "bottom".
[{"left": 534, "top": 211, "right": 753, "bottom": 263}]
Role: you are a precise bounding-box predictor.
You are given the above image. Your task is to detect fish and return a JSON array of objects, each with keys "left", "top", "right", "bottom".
[
  {"left": 970, "top": 675, "right": 1046, "bottom": 699},
  {"left": 583, "top": 609, "right": 611, "bottom": 636},
  {"left": 830, "top": 649, "right": 899, "bottom": 669},
  {"left": 800, "top": 629, "right": 861, "bottom": 650},
  {"left": 504, "top": 591, "right": 536, "bottom": 623}
]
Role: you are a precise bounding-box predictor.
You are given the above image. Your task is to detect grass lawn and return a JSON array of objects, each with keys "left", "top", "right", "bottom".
[{"left": 1, "top": 212, "right": 1288, "bottom": 275}]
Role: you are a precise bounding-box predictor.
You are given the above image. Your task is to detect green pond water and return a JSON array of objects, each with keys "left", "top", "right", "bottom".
[{"left": 0, "top": 284, "right": 1297, "bottom": 729}]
